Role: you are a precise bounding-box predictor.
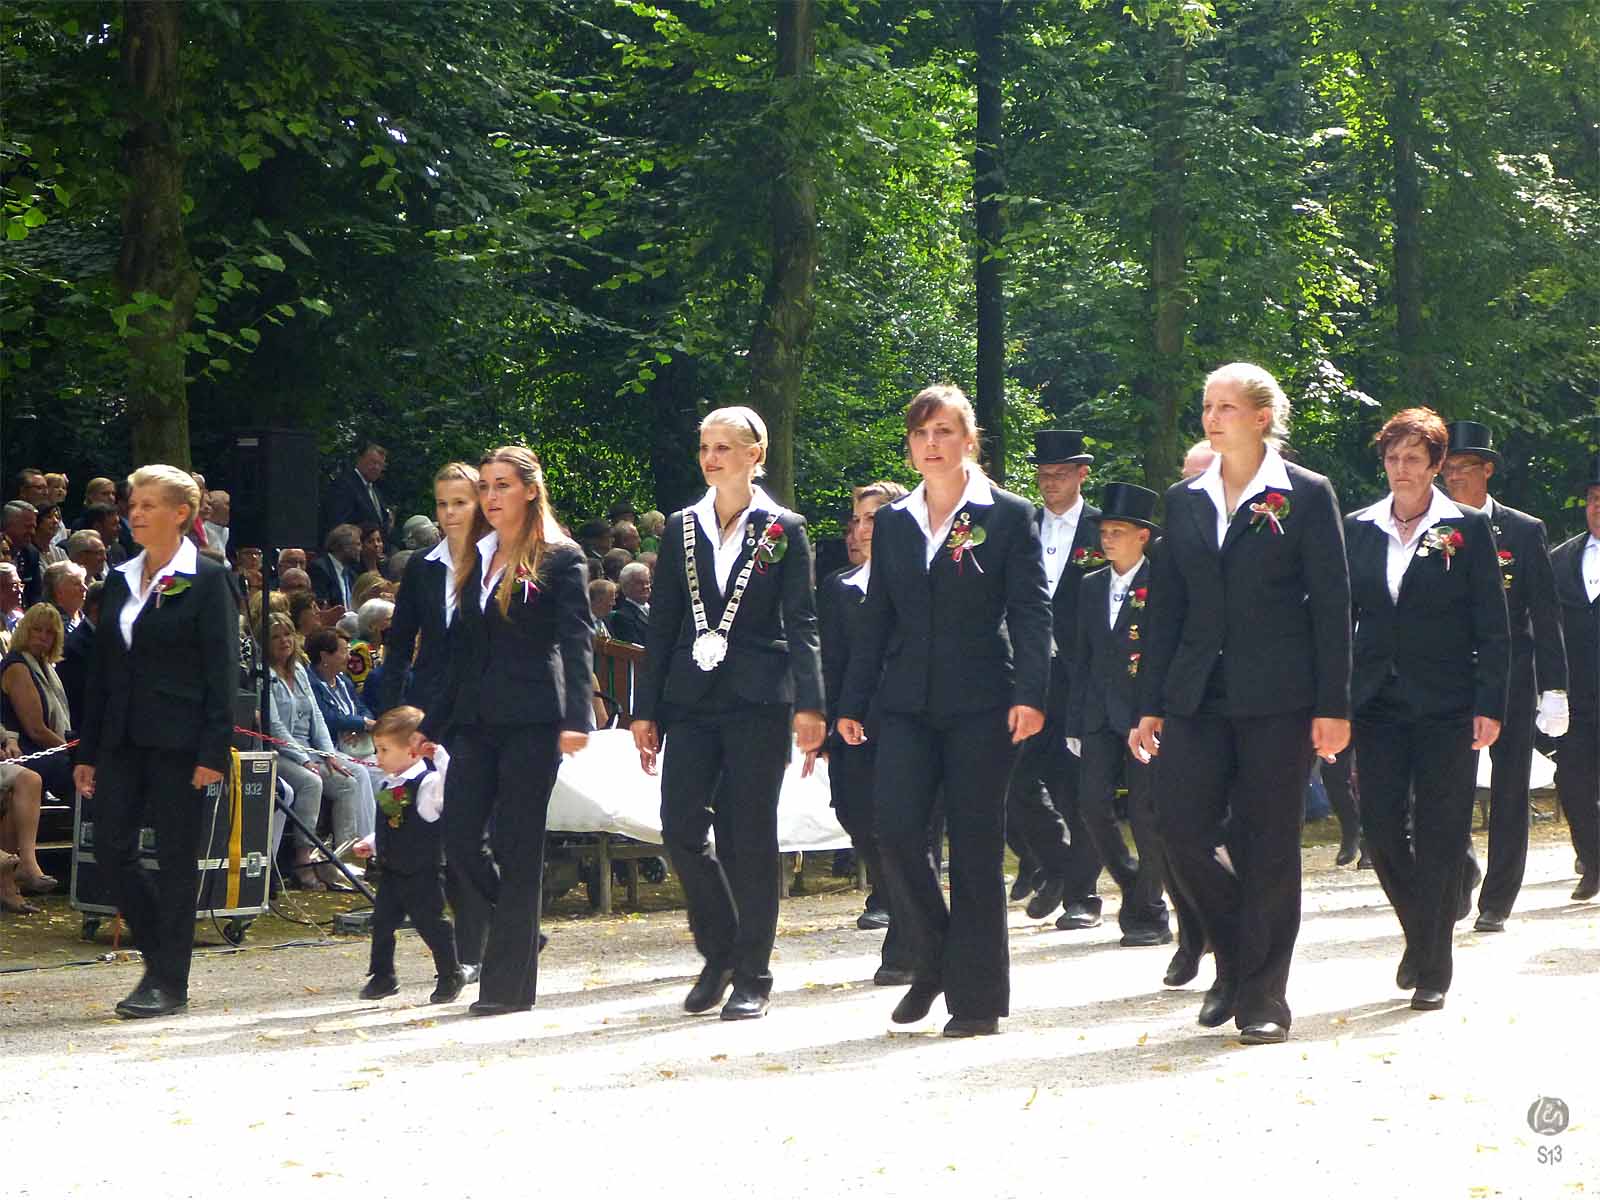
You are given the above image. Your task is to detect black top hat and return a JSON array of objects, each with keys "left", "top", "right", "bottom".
[
  {"left": 606, "top": 500, "right": 638, "bottom": 522},
  {"left": 1098, "top": 482, "right": 1161, "bottom": 533},
  {"left": 1581, "top": 451, "right": 1600, "bottom": 493},
  {"left": 1028, "top": 430, "right": 1094, "bottom": 465},
  {"left": 1444, "top": 421, "right": 1502, "bottom": 468}
]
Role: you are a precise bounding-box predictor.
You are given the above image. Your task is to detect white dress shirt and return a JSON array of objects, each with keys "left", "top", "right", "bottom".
[
  {"left": 840, "top": 560, "right": 871, "bottom": 595},
  {"left": 425, "top": 536, "right": 458, "bottom": 626},
  {"left": 1585, "top": 536, "right": 1600, "bottom": 604},
  {"left": 1350, "top": 487, "right": 1466, "bottom": 604},
  {"left": 893, "top": 465, "right": 996, "bottom": 568},
  {"left": 1107, "top": 559, "right": 1144, "bottom": 628},
  {"left": 115, "top": 537, "right": 198, "bottom": 649},
  {"left": 688, "top": 485, "right": 784, "bottom": 593},
  {"left": 382, "top": 756, "right": 445, "bottom": 823},
  {"left": 1187, "top": 445, "right": 1294, "bottom": 547},
  {"left": 1040, "top": 496, "right": 1083, "bottom": 594},
  {"left": 476, "top": 530, "right": 505, "bottom": 611}
]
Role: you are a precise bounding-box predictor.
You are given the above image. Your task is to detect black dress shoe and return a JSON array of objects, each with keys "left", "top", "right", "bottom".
[
  {"left": 1009, "top": 867, "right": 1042, "bottom": 903},
  {"left": 1573, "top": 875, "right": 1599, "bottom": 902},
  {"left": 720, "top": 985, "right": 770, "bottom": 1020},
  {"left": 1055, "top": 902, "right": 1102, "bottom": 931},
  {"left": 115, "top": 978, "right": 188, "bottom": 1019},
  {"left": 1120, "top": 926, "right": 1174, "bottom": 948},
  {"left": 873, "top": 966, "right": 915, "bottom": 987},
  {"left": 468, "top": 999, "right": 531, "bottom": 1017},
  {"left": 460, "top": 963, "right": 482, "bottom": 986},
  {"left": 1396, "top": 954, "right": 1420, "bottom": 992},
  {"left": 539, "top": 932, "right": 549, "bottom": 954},
  {"left": 360, "top": 973, "right": 400, "bottom": 1000},
  {"left": 1196, "top": 980, "right": 1236, "bottom": 1028},
  {"left": 891, "top": 982, "right": 942, "bottom": 1024},
  {"left": 430, "top": 969, "right": 467, "bottom": 1004},
  {"left": 1473, "top": 911, "right": 1507, "bottom": 933},
  {"left": 1410, "top": 988, "right": 1446, "bottom": 1011},
  {"left": 1335, "top": 838, "right": 1360, "bottom": 867},
  {"left": 1163, "top": 950, "right": 1200, "bottom": 988},
  {"left": 942, "top": 1017, "right": 999, "bottom": 1038},
  {"left": 857, "top": 908, "right": 891, "bottom": 930},
  {"left": 1357, "top": 851, "right": 1374, "bottom": 870},
  {"left": 1025, "top": 876, "right": 1067, "bottom": 920},
  {"left": 684, "top": 964, "right": 735, "bottom": 1014},
  {"left": 1239, "top": 1021, "right": 1288, "bottom": 1045}
]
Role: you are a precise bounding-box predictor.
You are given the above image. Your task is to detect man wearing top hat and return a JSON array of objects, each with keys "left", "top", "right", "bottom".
[
  {"left": 1441, "top": 421, "right": 1569, "bottom": 931},
  {"left": 1005, "top": 430, "right": 1109, "bottom": 927},
  {"left": 1549, "top": 454, "right": 1600, "bottom": 902}
]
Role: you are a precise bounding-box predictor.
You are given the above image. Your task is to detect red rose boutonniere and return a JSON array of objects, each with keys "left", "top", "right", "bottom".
[
  {"left": 154, "top": 573, "right": 192, "bottom": 608},
  {"left": 1249, "top": 491, "right": 1291, "bottom": 535},
  {"left": 1072, "top": 546, "right": 1106, "bottom": 571},
  {"left": 1127, "top": 652, "right": 1142, "bottom": 678},
  {"left": 514, "top": 564, "right": 540, "bottom": 604},
  {"left": 1129, "top": 586, "right": 1148, "bottom": 610},
  {"left": 753, "top": 517, "right": 789, "bottom": 573},
  {"left": 1420, "top": 525, "right": 1464, "bottom": 570},
  {"left": 947, "top": 511, "right": 987, "bottom": 573},
  {"left": 1497, "top": 547, "right": 1515, "bottom": 590}
]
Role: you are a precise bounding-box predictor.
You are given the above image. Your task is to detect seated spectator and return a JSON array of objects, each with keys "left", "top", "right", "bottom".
[
  {"left": 280, "top": 566, "right": 313, "bottom": 595},
  {"left": 352, "top": 570, "right": 395, "bottom": 609},
  {"left": 43, "top": 560, "right": 88, "bottom": 633},
  {"left": 246, "top": 589, "right": 290, "bottom": 642},
  {"left": 43, "top": 472, "right": 69, "bottom": 514},
  {"left": 306, "top": 627, "right": 376, "bottom": 762},
  {"left": 577, "top": 517, "right": 613, "bottom": 560},
  {"left": 638, "top": 549, "right": 658, "bottom": 576},
  {"left": 588, "top": 578, "right": 617, "bottom": 635},
  {"left": 233, "top": 545, "right": 263, "bottom": 573},
  {"left": 289, "top": 590, "right": 323, "bottom": 641},
  {"left": 277, "top": 547, "right": 307, "bottom": 575},
  {"left": 261, "top": 613, "right": 374, "bottom": 887},
  {"left": 58, "top": 579, "right": 101, "bottom": 731},
  {"left": 309, "top": 524, "right": 361, "bottom": 608},
  {"left": 602, "top": 546, "right": 632, "bottom": 582},
  {"left": 384, "top": 548, "right": 413, "bottom": 582},
  {"left": 346, "top": 597, "right": 394, "bottom": 688},
  {"left": 33, "top": 504, "right": 67, "bottom": 566},
  {"left": 400, "top": 515, "right": 440, "bottom": 552},
  {"left": 188, "top": 472, "right": 212, "bottom": 547},
  {"left": 0, "top": 603, "right": 73, "bottom": 801},
  {"left": 358, "top": 521, "right": 386, "bottom": 576},
  {"left": 239, "top": 566, "right": 264, "bottom": 597},
  {"left": 78, "top": 503, "right": 129, "bottom": 567},
  {"left": 1, "top": 721, "right": 52, "bottom": 909},
  {"left": 335, "top": 611, "right": 360, "bottom": 641},
  {"left": 14, "top": 469, "right": 48, "bottom": 507},
  {"left": 204, "top": 489, "right": 231, "bottom": 556},
  {"left": 81, "top": 476, "right": 117, "bottom": 512},
  {"left": 2, "top": 502, "right": 42, "bottom": 606},
  {"left": 611, "top": 520, "right": 642, "bottom": 555},
  {"left": 112, "top": 477, "right": 137, "bottom": 559},
  {"left": 637, "top": 510, "right": 665, "bottom": 554},
  {"left": 607, "top": 561, "right": 652, "bottom": 646},
  {"left": 1, "top": 562, "right": 23, "bottom": 645},
  {"left": 65, "top": 528, "right": 109, "bottom": 582}
]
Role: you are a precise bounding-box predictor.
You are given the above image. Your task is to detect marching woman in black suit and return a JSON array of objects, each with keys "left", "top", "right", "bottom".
[
  {"left": 421, "top": 446, "right": 593, "bottom": 1016},
  {"left": 72, "top": 466, "right": 239, "bottom": 1018},
  {"left": 632, "top": 406, "right": 825, "bottom": 1021},
  {"left": 1132, "top": 363, "right": 1351, "bottom": 1045},
  {"left": 1346, "top": 408, "right": 1509, "bottom": 1010},
  {"left": 837, "top": 385, "right": 1052, "bottom": 1037}
]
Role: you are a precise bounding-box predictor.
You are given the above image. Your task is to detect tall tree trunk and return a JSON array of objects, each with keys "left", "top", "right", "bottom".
[
  {"left": 1140, "top": 30, "right": 1187, "bottom": 492},
  {"left": 1389, "top": 72, "right": 1432, "bottom": 404},
  {"left": 744, "top": 0, "right": 816, "bottom": 507},
  {"left": 973, "top": 0, "right": 1007, "bottom": 482},
  {"left": 116, "top": 0, "right": 198, "bottom": 468}
]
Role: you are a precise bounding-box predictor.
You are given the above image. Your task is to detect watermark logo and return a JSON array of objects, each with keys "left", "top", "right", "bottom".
[{"left": 1527, "top": 1097, "right": 1569, "bottom": 1137}]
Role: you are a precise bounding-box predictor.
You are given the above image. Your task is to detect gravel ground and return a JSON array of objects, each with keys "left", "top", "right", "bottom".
[{"left": 5, "top": 836, "right": 1595, "bottom": 1200}]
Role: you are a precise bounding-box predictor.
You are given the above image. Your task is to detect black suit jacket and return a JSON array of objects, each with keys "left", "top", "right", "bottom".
[
  {"left": 1551, "top": 533, "right": 1598, "bottom": 716},
  {"left": 1037, "top": 502, "right": 1102, "bottom": 707},
  {"left": 58, "top": 617, "right": 96, "bottom": 731},
  {"left": 79, "top": 554, "right": 240, "bottom": 773},
  {"left": 635, "top": 506, "right": 824, "bottom": 720},
  {"left": 378, "top": 549, "right": 453, "bottom": 716},
  {"left": 307, "top": 554, "right": 356, "bottom": 608},
  {"left": 605, "top": 596, "right": 651, "bottom": 647},
  {"left": 1483, "top": 498, "right": 1567, "bottom": 694},
  {"left": 423, "top": 542, "right": 594, "bottom": 738},
  {"left": 1346, "top": 501, "right": 1510, "bottom": 722},
  {"left": 323, "top": 466, "right": 387, "bottom": 535},
  {"left": 817, "top": 564, "right": 885, "bottom": 745},
  {"left": 1139, "top": 460, "right": 1351, "bottom": 720},
  {"left": 839, "top": 484, "right": 1052, "bottom": 720},
  {"left": 13, "top": 543, "right": 42, "bottom": 608},
  {"left": 1067, "top": 559, "right": 1151, "bottom": 737}
]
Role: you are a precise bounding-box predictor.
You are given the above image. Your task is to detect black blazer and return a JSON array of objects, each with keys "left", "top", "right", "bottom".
[
  {"left": 605, "top": 595, "right": 651, "bottom": 647},
  {"left": 79, "top": 554, "right": 240, "bottom": 773},
  {"left": 839, "top": 484, "right": 1052, "bottom": 720},
  {"left": 58, "top": 617, "right": 96, "bottom": 731},
  {"left": 1066, "top": 558, "right": 1151, "bottom": 737},
  {"left": 817, "top": 564, "right": 884, "bottom": 745},
  {"left": 1483, "top": 499, "right": 1567, "bottom": 693},
  {"left": 423, "top": 541, "right": 594, "bottom": 738},
  {"left": 307, "top": 554, "right": 355, "bottom": 608},
  {"left": 323, "top": 466, "right": 387, "bottom": 535},
  {"left": 1551, "top": 533, "right": 1598, "bottom": 716},
  {"left": 1037, "top": 502, "right": 1102, "bottom": 705},
  {"left": 377, "top": 549, "right": 453, "bottom": 716},
  {"left": 635, "top": 505, "right": 824, "bottom": 720},
  {"left": 1139, "top": 459, "right": 1351, "bottom": 720},
  {"left": 1346, "top": 498, "right": 1510, "bottom": 722}
]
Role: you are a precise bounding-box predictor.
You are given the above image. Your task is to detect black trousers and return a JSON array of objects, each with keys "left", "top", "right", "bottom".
[
  {"left": 1322, "top": 747, "right": 1361, "bottom": 844},
  {"left": 369, "top": 865, "right": 460, "bottom": 980},
  {"left": 1467, "top": 656, "right": 1536, "bottom": 915},
  {"left": 827, "top": 739, "right": 912, "bottom": 971},
  {"left": 1005, "top": 679, "right": 1100, "bottom": 901},
  {"left": 875, "top": 706, "right": 1017, "bottom": 1020},
  {"left": 1079, "top": 731, "right": 1168, "bottom": 932},
  {"left": 444, "top": 722, "right": 561, "bottom": 1007},
  {"left": 660, "top": 700, "right": 792, "bottom": 990},
  {"left": 1355, "top": 716, "right": 1476, "bottom": 992},
  {"left": 93, "top": 746, "right": 211, "bottom": 994},
  {"left": 1556, "top": 710, "right": 1599, "bottom": 875},
  {"left": 1155, "top": 710, "right": 1314, "bottom": 1029}
]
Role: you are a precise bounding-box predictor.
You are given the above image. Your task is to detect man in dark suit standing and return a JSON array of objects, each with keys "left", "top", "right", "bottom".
[
  {"left": 1441, "top": 421, "right": 1569, "bottom": 931},
  {"left": 1551, "top": 456, "right": 1600, "bottom": 901},
  {"left": 1004, "top": 429, "right": 1108, "bottom": 927},
  {"left": 308, "top": 524, "right": 361, "bottom": 610},
  {"left": 323, "top": 443, "right": 391, "bottom": 537},
  {"left": 605, "top": 561, "right": 652, "bottom": 645},
  {"left": 58, "top": 580, "right": 103, "bottom": 730}
]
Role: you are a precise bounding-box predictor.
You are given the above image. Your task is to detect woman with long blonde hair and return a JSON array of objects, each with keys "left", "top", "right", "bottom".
[{"left": 419, "top": 446, "right": 592, "bottom": 1015}]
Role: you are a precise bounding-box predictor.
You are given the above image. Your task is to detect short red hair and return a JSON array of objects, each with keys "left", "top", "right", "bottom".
[{"left": 1374, "top": 406, "right": 1448, "bottom": 467}]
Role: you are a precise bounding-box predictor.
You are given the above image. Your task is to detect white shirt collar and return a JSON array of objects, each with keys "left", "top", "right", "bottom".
[
  {"left": 841, "top": 561, "right": 871, "bottom": 594},
  {"left": 1352, "top": 486, "right": 1465, "bottom": 538},
  {"left": 424, "top": 538, "right": 454, "bottom": 566},
  {"left": 688, "top": 485, "right": 784, "bottom": 543},
  {"left": 1109, "top": 557, "right": 1144, "bottom": 590},
  {"left": 1187, "top": 444, "right": 1293, "bottom": 496},
  {"left": 382, "top": 758, "right": 430, "bottom": 790},
  {"left": 894, "top": 464, "right": 995, "bottom": 525},
  {"left": 1041, "top": 495, "right": 1084, "bottom": 527},
  {"left": 1585, "top": 535, "right": 1600, "bottom": 554},
  {"left": 118, "top": 537, "right": 198, "bottom": 592}
]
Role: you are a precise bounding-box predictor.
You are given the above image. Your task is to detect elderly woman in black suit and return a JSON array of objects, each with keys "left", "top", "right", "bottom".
[
  {"left": 1132, "top": 363, "right": 1351, "bottom": 1045},
  {"left": 836, "top": 385, "right": 1052, "bottom": 1038},
  {"left": 1346, "top": 407, "right": 1508, "bottom": 1011},
  {"left": 421, "top": 446, "right": 593, "bottom": 1016},
  {"left": 72, "top": 465, "right": 239, "bottom": 1018},
  {"left": 632, "top": 406, "right": 825, "bottom": 1022}
]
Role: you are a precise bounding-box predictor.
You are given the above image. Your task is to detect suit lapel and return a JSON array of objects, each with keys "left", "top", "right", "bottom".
[
  {"left": 1186, "top": 488, "right": 1221, "bottom": 555},
  {"left": 1111, "top": 560, "right": 1149, "bottom": 639}
]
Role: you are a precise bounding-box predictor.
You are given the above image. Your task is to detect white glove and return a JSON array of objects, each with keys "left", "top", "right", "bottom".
[
  {"left": 1065, "top": 737, "right": 1082, "bottom": 758},
  {"left": 1535, "top": 690, "right": 1570, "bottom": 738}
]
